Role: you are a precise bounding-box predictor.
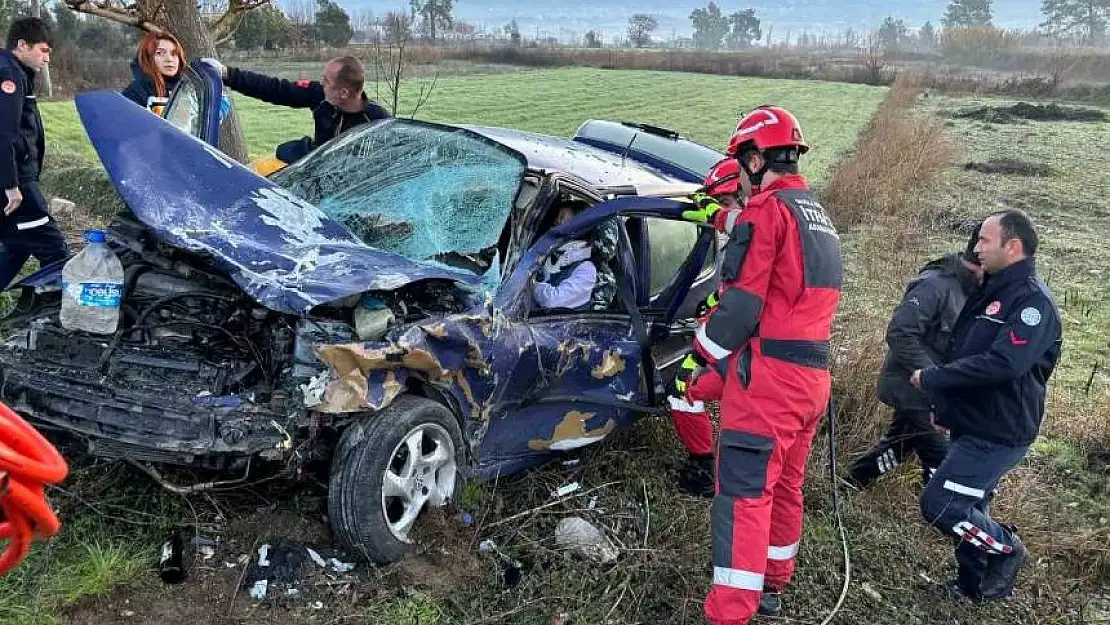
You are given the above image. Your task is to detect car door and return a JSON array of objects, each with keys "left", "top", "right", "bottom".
[
  {"left": 626, "top": 215, "right": 722, "bottom": 383},
  {"left": 160, "top": 61, "right": 224, "bottom": 147},
  {"left": 475, "top": 196, "right": 715, "bottom": 477}
]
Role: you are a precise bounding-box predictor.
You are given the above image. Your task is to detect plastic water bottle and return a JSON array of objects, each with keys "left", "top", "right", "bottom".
[{"left": 60, "top": 229, "right": 124, "bottom": 334}]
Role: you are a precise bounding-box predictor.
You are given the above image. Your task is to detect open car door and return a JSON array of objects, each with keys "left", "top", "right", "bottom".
[
  {"left": 475, "top": 195, "right": 715, "bottom": 477},
  {"left": 160, "top": 60, "right": 225, "bottom": 147}
]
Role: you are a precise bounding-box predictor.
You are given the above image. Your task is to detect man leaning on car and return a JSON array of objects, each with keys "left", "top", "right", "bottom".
[{"left": 201, "top": 55, "right": 390, "bottom": 170}]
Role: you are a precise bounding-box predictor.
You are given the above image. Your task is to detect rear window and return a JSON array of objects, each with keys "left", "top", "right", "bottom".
[{"left": 574, "top": 121, "right": 723, "bottom": 181}]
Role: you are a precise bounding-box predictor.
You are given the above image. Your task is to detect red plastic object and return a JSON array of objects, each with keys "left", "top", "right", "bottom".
[{"left": 0, "top": 402, "right": 68, "bottom": 576}]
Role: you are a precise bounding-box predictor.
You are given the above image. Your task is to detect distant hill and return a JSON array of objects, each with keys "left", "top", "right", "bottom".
[{"left": 326, "top": 0, "right": 1045, "bottom": 42}]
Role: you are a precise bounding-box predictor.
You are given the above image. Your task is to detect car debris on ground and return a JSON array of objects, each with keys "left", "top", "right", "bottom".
[{"left": 554, "top": 516, "right": 619, "bottom": 564}]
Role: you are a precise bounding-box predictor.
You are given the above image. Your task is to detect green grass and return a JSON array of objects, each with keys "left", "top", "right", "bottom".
[
  {"left": 38, "top": 67, "right": 886, "bottom": 183},
  {"left": 0, "top": 512, "right": 154, "bottom": 625}
]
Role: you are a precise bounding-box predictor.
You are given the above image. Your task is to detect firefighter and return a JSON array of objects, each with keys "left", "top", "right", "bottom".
[
  {"left": 680, "top": 106, "right": 842, "bottom": 623},
  {"left": 848, "top": 224, "right": 984, "bottom": 489},
  {"left": 912, "top": 210, "right": 1061, "bottom": 602},
  {"left": 668, "top": 157, "right": 743, "bottom": 497},
  {"left": 0, "top": 18, "right": 67, "bottom": 291},
  {"left": 201, "top": 56, "right": 390, "bottom": 170}
]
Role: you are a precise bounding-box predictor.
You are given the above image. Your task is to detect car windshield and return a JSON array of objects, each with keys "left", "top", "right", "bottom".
[{"left": 270, "top": 120, "right": 526, "bottom": 275}]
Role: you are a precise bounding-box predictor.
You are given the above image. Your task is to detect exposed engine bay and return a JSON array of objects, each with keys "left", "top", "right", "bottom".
[{"left": 0, "top": 213, "right": 473, "bottom": 469}]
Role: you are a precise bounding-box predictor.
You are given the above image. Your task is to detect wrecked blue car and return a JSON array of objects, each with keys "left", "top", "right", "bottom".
[{"left": 0, "top": 63, "right": 724, "bottom": 563}]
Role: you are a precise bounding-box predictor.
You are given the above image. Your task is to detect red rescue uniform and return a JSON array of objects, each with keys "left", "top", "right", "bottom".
[{"left": 694, "top": 174, "right": 842, "bottom": 624}]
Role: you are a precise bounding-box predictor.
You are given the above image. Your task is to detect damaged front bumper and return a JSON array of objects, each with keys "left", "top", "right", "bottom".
[{"left": 0, "top": 345, "right": 298, "bottom": 470}]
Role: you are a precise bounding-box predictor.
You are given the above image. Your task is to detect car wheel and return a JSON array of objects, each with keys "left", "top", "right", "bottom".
[{"left": 328, "top": 395, "right": 463, "bottom": 565}]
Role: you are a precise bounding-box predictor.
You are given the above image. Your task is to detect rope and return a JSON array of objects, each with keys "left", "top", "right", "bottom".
[{"left": 819, "top": 396, "right": 851, "bottom": 625}]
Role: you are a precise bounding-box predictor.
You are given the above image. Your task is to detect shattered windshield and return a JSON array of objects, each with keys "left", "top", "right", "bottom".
[{"left": 270, "top": 120, "right": 526, "bottom": 275}]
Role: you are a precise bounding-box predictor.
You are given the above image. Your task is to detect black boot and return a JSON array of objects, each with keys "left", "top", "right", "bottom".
[
  {"left": 980, "top": 526, "right": 1027, "bottom": 600},
  {"left": 757, "top": 588, "right": 782, "bottom": 617},
  {"left": 678, "top": 453, "right": 714, "bottom": 498}
]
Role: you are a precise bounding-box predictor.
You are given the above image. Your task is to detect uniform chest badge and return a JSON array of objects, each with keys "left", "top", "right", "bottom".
[
  {"left": 1020, "top": 307, "right": 1042, "bottom": 326},
  {"left": 1, "top": 80, "right": 16, "bottom": 95},
  {"left": 985, "top": 301, "right": 1002, "bottom": 316}
]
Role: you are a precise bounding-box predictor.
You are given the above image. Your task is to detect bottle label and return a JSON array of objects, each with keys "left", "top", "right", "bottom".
[{"left": 67, "top": 281, "right": 122, "bottom": 308}]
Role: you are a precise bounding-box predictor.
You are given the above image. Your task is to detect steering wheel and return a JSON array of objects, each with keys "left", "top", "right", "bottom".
[{"left": 0, "top": 402, "right": 68, "bottom": 577}]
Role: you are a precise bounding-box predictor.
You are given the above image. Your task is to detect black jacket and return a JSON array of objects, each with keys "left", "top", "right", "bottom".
[
  {"left": 224, "top": 66, "right": 390, "bottom": 161},
  {"left": 921, "top": 257, "right": 1063, "bottom": 447},
  {"left": 121, "top": 59, "right": 180, "bottom": 112},
  {"left": 877, "top": 254, "right": 979, "bottom": 412},
  {"left": 0, "top": 49, "right": 48, "bottom": 227}
]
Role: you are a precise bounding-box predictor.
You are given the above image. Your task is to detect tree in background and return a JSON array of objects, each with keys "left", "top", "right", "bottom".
[
  {"left": 919, "top": 21, "right": 937, "bottom": 50},
  {"left": 410, "top": 0, "right": 454, "bottom": 41},
  {"left": 690, "top": 2, "right": 729, "bottom": 49},
  {"left": 313, "top": 0, "right": 352, "bottom": 47},
  {"left": 53, "top": 1, "right": 80, "bottom": 41},
  {"left": 627, "top": 14, "right": 657, "bottom": 48},
  {"left": 1040, "top": 0, "right": 1110, "bottom": 43},
  {"left": 876, "top": 16, "right": 908, "bottom": 51},
  {"left": 236, "top": 3, "right": 293, "bottom": 49},
  {"left": 63, "top": 0, "right": 273, "bottom": 163},
  {"left": 942, "top": 0, "right": 993, "bottom": 28},
  {"left": 725, "top": 9, "right": 761, "bottom": 49},
  {"left": 584, "top": 29, "right": 601, "bottom": 48},
  {"left": 385, "top": 11, "right": 413, "bottom": 45}
]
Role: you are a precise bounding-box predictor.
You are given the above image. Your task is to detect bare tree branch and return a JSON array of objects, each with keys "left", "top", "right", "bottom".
[
  {"left": 63, "top": 0, "right": 165, "bottom": 32},
  {"left": 209, "top": 0, "right": 273, "bottom": 44},
  {"left": 410, "top": 71, "right": 438, "bottom": 118}
]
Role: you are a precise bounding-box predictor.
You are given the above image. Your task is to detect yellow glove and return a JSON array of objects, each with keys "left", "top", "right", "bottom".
[
  {"left": 671, "top": 352, "right": 708, "bottom": 397},
  {"left": 682, "top": 192, "right": 722, "bottom": 223}
]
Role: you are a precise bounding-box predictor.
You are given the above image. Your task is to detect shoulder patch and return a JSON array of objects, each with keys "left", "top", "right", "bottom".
[
  {"left": 1, "top": 80, "right": 16, "bottom": 95},
  {"left": 1020, "top": 307, "right": 1042, "bottom": 326},
  {"left": 295, "top": 79, "right": 311, "bottom": 88}
]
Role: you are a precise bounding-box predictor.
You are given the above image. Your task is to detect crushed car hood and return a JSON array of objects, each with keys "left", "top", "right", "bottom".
[{"left": 75, "top": 91, "right": 480, "bottom": 315}]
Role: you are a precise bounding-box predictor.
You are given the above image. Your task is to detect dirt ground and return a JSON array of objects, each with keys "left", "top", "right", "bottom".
[{"left": 60, "top": 492, "right": 484, "bottom": 625}]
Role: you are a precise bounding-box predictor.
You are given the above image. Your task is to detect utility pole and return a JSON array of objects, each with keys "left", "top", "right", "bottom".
[{"left": 30, "top": 0, "right": 52, "bottom": 98}]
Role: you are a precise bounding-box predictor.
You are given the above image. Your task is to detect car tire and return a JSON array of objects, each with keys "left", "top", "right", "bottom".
[{"left": 328, "top": 394, "right": 464, "bottom": 565}]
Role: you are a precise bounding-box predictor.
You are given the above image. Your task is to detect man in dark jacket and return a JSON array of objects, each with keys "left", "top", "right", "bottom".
[
  {"left": 849, "top": 226, "right": 983, "bottom": 488},
  {"left": 202, "top": 56, "right": 389, "bottom": 164},
  {"left": 912, "top": 210, "right": 1062, "bottom": 603},
  {"left": 0, "top": 18, "right": 67, "bottom": 290}
]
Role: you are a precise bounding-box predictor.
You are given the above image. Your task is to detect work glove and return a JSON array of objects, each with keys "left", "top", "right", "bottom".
[
  {"left": 200, "top": 57, "right": 227, "bottom": 79},
  {"left": 681, "top": 192, "right": 722, "bottom": 224},
  {"left": 671, "top": 352, "right": 708, "bottom": 398},
  {"left": 694, "top": 291, "right": 719, "bottom": 320}
]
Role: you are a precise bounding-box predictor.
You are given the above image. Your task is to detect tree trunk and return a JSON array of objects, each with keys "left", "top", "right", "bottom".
[
  {"left": 30, "top": 0, "right": 52, "bottom": 97},
  {"left": 163, "top": 1, "right": 249, "bottom": 163}
]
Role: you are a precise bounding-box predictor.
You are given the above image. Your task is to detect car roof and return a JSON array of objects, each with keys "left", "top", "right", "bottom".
[{"left": 461, "top": 125, "right": 687, "bottom": 189}]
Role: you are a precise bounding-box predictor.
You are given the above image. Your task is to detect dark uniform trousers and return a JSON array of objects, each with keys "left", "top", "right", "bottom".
[{"left": 0, "top": 180, "right": 68, "bottom": 288}]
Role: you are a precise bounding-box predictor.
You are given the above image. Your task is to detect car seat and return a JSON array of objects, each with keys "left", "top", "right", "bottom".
[{"left": 587, "top": 218, "right": 621, "bottom": 311}]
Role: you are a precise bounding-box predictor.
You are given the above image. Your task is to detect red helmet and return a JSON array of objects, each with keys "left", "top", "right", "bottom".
[
  {"left": 726, "top": 105, "right": 809, "bottom": 157},
  {"left": 703, "top": 158, "right": 741, "bottom": 196}
]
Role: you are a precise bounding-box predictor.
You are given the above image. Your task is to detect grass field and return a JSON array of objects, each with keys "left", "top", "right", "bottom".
[
  {"left": 38, "top": 67, "right": 885, "bottom": 186},
  {"left": 6, "top": 67, "right": 1110, "bottom": 625}
]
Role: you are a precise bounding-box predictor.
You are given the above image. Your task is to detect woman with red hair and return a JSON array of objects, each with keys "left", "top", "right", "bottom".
[{"left": 121, "top": 32, "right": 186, "bottom": 115}]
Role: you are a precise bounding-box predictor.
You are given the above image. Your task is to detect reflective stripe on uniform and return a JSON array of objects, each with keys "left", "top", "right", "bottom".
[
  {"left": 15, "top": 216, "right": 49, "bottom": 231},
  {"left": 767, "top": 542, "right": 799, "bottom": 560},
  {"left": 953, "top": 521, "right": 1013, "bottom": 554},
  {"left": 696, "top": 324, "right": 732, "bottom": 360},
  {"left": 713, "top": 566, "right": 764, "bottom": 591},
  {"left": 668, "top": 396, "right": 705, "bottom": 413},
  {"left": 877, "top": 449, "right": 899, "bottom": 474},
  {"left": 943, "top": 480, "right": 986, "bottom": 499}
]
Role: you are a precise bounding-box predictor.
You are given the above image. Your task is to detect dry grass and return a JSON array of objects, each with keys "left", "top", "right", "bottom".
[{"left": 822, "top": 75, "right": 954, "bottom": 235}]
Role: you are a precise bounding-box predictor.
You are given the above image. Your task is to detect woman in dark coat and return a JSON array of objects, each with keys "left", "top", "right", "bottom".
[{"left": 121, "top": 32, "right": 187, "bottom": 115}]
